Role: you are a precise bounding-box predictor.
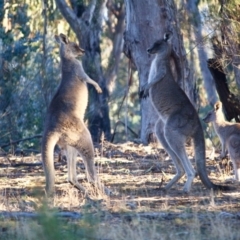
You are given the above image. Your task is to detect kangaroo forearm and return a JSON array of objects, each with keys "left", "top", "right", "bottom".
[
  {"left": 84, "top": 77, "right": 102, "bottom": 93},
  {"left": 85, "top": 77, "right": 96, "bottom": 85}
]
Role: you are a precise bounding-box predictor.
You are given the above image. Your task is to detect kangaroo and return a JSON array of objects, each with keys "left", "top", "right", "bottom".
[
  {"left": 41, "top": 33, "right": 103, "bottom": 196},
  {"left": 139, "top": 32, "right": 231, "bottom": 192},
  {"left": 203, "top": 101, "right": 240, "bottom": 181}
]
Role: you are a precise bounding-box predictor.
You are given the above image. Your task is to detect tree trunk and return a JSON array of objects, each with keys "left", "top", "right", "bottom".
[
  {"left": 186, "top": 0, "right": 218, "bottom": 106},
  {"left": 105, "top": 0, "right": 125, "bottom": 89},
  {"left": 55, "top": 0, "right": 111, "bottom": 143},
  {"left": 123, "top": 0, "right": 192, "bottom": 144}
]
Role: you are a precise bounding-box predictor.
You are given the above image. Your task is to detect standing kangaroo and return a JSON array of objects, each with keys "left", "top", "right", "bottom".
[
  {"left": 42, "top": 33, "right": 102, "bottom": 196},
  {"left": 140, "top": 32, "right": 230, "bottom": 192},
  {"left": 203, "top": 101, "right": 240, "bottom": 181}
]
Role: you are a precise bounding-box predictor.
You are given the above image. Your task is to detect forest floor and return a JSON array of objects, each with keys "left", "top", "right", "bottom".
[{"left": 0, "top": 141, "right": 240, "bottom": 239}]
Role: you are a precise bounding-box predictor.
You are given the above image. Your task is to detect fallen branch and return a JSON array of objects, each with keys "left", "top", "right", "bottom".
[
  {"left": 0, "top": 161, "right": 65, "bottom": 168},
  {"left": 0, "top": 134, "right": 42, "bottom": 148},
  {"left": 2, "top": 210, "right": 239, "bottom": 222},
  {"left": 0, "top": 211, "right": 82, "bottom": 220}
]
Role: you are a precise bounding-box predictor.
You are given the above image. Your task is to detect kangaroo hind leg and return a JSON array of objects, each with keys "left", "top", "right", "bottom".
[
  {"left": 65, "top": 145, "right": 87, "bottom": 193},
  {"left": 76, "top": 127, "right": 110, "bottom": 195},
  {"left": 155, "top": 119, "right": 185, "bottom": 191},
  {"left": 164, "top": 125, "right": 196, "bottom": 193},
  {"left": 74, "top": 127, "right": 100, "bottom": 188}
]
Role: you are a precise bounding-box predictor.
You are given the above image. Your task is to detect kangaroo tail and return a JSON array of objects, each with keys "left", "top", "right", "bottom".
[{"left": 193, "top": 124, "right": 233, "bottom": 191}]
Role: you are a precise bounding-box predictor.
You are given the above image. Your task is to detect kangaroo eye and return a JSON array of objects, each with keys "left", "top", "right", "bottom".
[{"left": 74, "top": 45, "right": 80, "bottom": 51}]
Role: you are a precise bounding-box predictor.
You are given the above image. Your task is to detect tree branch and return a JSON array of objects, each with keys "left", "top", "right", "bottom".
[
  {"left": 55, "top": 0, "right": 80, "bottom": 33},
  {"left": 82, "top": 0, "right": 96, "bottom": 24}
]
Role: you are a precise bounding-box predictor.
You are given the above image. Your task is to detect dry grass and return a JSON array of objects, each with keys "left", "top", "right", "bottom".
[{"left": 0, "top": 141, "right": 240, "bottom": 239}]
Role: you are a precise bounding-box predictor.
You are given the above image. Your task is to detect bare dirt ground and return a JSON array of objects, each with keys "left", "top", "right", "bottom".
[{"left": 0, "top": 141, "right": 240, "bottom": 239}]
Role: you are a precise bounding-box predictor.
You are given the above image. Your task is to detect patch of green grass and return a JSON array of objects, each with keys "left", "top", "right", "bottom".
[{"left": 0, "top": 202, "right": 99, "bottom": 240}]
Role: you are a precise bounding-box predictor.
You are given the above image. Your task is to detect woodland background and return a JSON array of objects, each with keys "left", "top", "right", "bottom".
[
  {"left": 0, "top": 0, "right": 240, "bottom": 154},
  {"left": 0, "top": 1, "right": 240, "bottom": 239}
]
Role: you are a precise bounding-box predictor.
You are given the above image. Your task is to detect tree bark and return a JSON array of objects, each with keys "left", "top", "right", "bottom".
[
  {"left": 123, "top": 0, "right": 192, "bottom": 144},
  {"left": 186, "top": 0, "right": 218, "bottom": 106},
  {"left": 105, "top": 0, "right": 125, "bottom": 89},
  {"left": 55, "top": 0, "right": 111, "bottom": 142}
]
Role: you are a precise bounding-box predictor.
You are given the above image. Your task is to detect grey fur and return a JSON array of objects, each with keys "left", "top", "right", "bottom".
[
  {"left": 42, "top": 33, "right": 102, "bottom": 196},
  {"left": 203, "top": 101, "right": 240, "bottom": 181},
  {"left": 140, "top": 32, "right": 230, "bottom": 192}
]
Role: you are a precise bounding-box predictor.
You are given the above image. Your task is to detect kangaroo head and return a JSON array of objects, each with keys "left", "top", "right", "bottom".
[
  {"left": 55, "top": 33, "right": 85, "bottom": 58},
  {"left": 147, "top": 31, "right": 173, "bottom": 56},
  {"left": 203, "top": 101, "right": 223, "bottom": 123}
]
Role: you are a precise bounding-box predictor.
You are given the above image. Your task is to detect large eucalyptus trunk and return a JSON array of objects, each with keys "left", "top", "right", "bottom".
[{"left": 123, "top": 0, "right": 192, "bottom": 144}]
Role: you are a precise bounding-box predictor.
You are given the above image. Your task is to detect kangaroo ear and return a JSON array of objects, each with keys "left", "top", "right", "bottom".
[
  {"left": 164, "top": 31, "right": 173, "bottom": 42},
  {"left": 215, "top": 101, "right": 222, "bottom": 111},
  {"left": 59, "top": 33, "right": 69, "bottom": 44}
]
